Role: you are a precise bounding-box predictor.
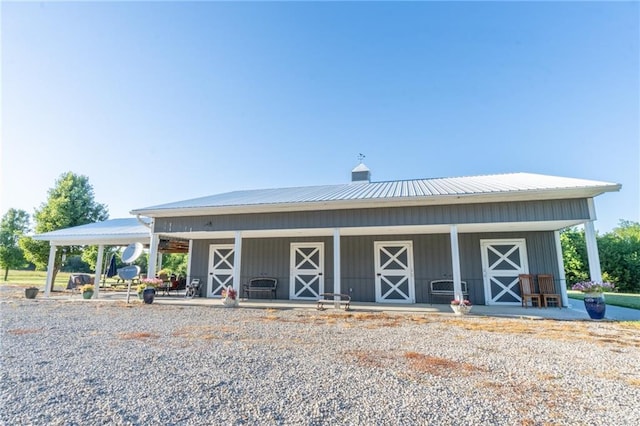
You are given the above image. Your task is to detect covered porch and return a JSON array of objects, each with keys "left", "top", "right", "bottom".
[
  {"left": 156, "top": 213, "right": 605, "bottom": 307},
  {"left": 32, "top": 218, "right": 188, "bottom": 299}
]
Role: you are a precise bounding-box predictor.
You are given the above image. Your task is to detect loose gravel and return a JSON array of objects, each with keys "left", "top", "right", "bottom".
[{"left": 1, "top": 298, "right": 639, "bottom": 425}]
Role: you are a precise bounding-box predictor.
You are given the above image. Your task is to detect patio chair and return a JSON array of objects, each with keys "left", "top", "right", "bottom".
[
  {"left": 538, "top": 274, "right": 562, "bottom": 308},
  {"left": 166, "top": 276, "right": 180, "bottom": 296},
  {"left": 518, "top": 274, "right": 541, "bottom": 308},
  {"left": 185, "top": 279, "right": 201, "bottom": 299}
]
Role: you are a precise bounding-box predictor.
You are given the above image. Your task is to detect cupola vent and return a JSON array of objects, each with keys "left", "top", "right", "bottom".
[{"left": 351, "top": 163, "right": 371, "bottom": 183}]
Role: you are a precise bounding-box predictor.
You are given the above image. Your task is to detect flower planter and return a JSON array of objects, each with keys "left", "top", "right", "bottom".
[
  {"left": 583, "top": 292, "right": 606, "bottom": 320},
  {"left": 222, "top": 297, "right": 238, "bottom": 308},
  {"left": 25, "top": 288, "right": 39, "bottom": 299},
  {"left": 143, "top": 288, "right": 156, "bottom": 304},
  {"left": 450, "top": 304, "right": 472, "bottom": 315},
  {"left": 82, "top": 290, "right": 94, "bottom": 300}
]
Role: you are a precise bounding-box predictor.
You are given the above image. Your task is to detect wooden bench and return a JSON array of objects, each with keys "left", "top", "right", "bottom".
[
  {"left": 317, "top": 293, "right": 351, "bottom": 311},
  {"left": 430, "top": 280, "right": 468, "bottom": 303},
  {"left": 243, "top": 278, "right": 277, "bottom": 299}
]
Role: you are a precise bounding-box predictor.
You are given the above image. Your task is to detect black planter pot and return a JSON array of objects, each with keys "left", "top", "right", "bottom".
[
  {"left": 25, "top": 288, "right": 39, "bottom": 299},
  {"left": 143, "top": 288, "right": 156, "bottom": 304},
  {"left": 583, "top": 293, "right": 606, "bottom": 320}
]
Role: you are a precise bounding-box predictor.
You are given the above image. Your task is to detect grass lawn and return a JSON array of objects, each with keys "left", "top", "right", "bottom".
[
  {"left": 567, "top": 290, "right": 640, "bottom": 310},
  {"left": 1, "top": 269, "right": 123, "bottom": 291}
]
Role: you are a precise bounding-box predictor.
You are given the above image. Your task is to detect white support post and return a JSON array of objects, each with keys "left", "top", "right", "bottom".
[
  {"left": 554, "top": 231, "right": 570, "bottom": 308},
  {"left": 450, "top": 225, "right": 463, "bottom": 301},
  {"left": 186, "top": 239, "right": 193, "bottom": 283},
  {"left": 233, "top": 231, "right": 243, "bottom": 293},
  {"left": 148, "top": 233, "right": 160, "bottom": 278},
  {"left": 585, "top": 198, "right": 603, "bottom": 283},
  {"left": 94, "top": 245, "right": 104, "bottom": 299},
  {"left": 45, "top": 244, "right": 57, "bottom": 297},
  {"left": 333, "top": 228, "right": 341, "bottom": 308},
  {"left": 584, "top": 221, "right": 603, "bottom": 283}
]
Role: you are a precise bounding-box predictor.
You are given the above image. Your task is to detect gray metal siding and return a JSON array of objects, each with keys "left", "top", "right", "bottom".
[
  {"left": 341, "top": 231, "right": 560, "bottom": 304},
  {"left": 341, "top": 234, "right": 454, "bottom": 303},
  {"left": 458, "top": 232, "right": 560, "bottom": 304},
  {"left": 189, "top": 237, "right": 334, "bottom": 299},
  {"left": 154, "top": 199, "right": 589, "bottom": 233},
  {"left": 189, "top": 239, "right": 233, "bottom": 296},
  {"left": 188, "top": 232, "right": 560, "bottom": 304}
]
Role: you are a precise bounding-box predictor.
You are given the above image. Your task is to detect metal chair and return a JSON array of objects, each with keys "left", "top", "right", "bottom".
[
  {"left": 185, "top": 279, "right": 201, "bottom": 299},
  {"left": 538, "top": 274, "right": 562, "bottom": 308},
  {"left": 518, "top": 274, "right": 542, "bottom": 308}
]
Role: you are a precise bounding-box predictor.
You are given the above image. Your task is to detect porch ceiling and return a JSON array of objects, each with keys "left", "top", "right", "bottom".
[{"left": 157, "top": 219, "right": 583, "bottom": 240}]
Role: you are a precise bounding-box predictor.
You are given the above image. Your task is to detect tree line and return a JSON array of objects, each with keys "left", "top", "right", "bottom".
[{"left": 561, "top": 221, "right": 640, "bottom": 293}]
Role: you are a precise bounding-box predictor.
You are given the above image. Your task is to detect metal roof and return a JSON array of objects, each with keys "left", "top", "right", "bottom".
[
  {"left": 131, "top": 172, "right": 621, "bottom": 217},
  {"left": 33, "top": 218, "right": 151, "bottom": 245}
]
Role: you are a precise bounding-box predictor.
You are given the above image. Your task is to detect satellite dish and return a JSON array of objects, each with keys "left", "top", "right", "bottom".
[
  {"left": 117, "top": 265, "right": 141, "bottom": 280},
  {"left": 121, "top": 242, "right": 143, "bottom": 264}
]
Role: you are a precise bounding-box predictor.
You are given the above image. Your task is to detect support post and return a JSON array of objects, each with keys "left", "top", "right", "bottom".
[
  {"left": 45, "top": 244, "right": 57, "bottom": 297},
  {"left": 554, "top": 231, "right": 570, "bottom": 308},
  {"left": 148, "top": 233, "right": 160, "bottom": 278},
  {"left": 233, "top": 231, "right": 242, "bottom": 293},
  {"left": 186, "top": 239, "right": 193, "bottom": 283},
  {"left": 585, "top": 199, "right": 603, "bottom": 283},
  {"left": 450, "top": 225, "right": 463, "bottom": 301},
  {"left": 94, "top": 244, "right": 104, "bottom": 299},
  {"left": 333, "top": 228, "right": 341, "bottom": 308},
  {"left": 584, "top": 221, "right": 603, "bottom": 283}
]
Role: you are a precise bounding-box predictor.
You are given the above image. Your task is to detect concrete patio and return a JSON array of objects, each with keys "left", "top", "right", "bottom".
[{"left": 49, "top": 290, "right": 640, "bottom": 321}]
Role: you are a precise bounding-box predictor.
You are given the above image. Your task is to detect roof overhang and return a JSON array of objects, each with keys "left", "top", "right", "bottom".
[
  {"left": 32, "top": 218, "right": 151, "bottom": 247},
  {"left": 155, "top": 219, "right": 585, "bottom": 240},
  {"left": 32, "top": 234, "right": 151, "bottom": 246},
  {"left": 131, "top": 186, "right": 620, "bottom": 218}
]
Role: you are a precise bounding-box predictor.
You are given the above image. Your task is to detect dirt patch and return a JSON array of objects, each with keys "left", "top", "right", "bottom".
[
  {"left": 6, "top": 328, "right": 42, "bottom": 335},
  {"left": 119, "top": 331, "right": 160, "bottom": 340},
  {"left": 404, "top": 351, "right": 486, "bottom": 376}
]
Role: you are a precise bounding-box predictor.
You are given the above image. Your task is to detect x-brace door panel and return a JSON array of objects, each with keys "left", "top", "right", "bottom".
[
  {"left": 290, "top": 243, "right": 324, "bottom": 300},
  {"left": 480, "top": 239, "right": 529, "bottom": 305},
  {"left": 208, "top": 244, "right": 235, "bottom": 297},
  {"left": 374, "top": 241, "right": 415, "bottom": 303}
]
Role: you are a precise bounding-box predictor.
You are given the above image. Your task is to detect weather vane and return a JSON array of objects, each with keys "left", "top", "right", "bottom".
[{"left": 358, "top": 153, "right": 365, "bottom": 163}]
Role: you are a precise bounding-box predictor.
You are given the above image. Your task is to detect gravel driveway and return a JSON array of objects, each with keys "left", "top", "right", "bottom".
[{"left": 1, "top": 298, "right": 639, "bottom": 425}]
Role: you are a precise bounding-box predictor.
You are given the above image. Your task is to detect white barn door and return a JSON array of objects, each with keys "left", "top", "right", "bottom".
[
  {"left": 290, "top": 243, "right": 324, "bottom": 300},
  {"left": 374, "top": 241, "right": 415, "bottom": 303},
  {"left": 208, "top": 244, "right": 235, "bottom": 297},
  {"left": 481, "top": 239, "right": 529, "bottom": 305}
]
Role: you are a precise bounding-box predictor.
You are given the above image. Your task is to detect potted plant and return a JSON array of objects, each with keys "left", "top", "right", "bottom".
[
  {"left": 140, "top": 278, "right": 162, "bottom": 304},
  {"left": 25, "top": 287, "right": 39, "bottom": 299},
  {"left": 81, "top": 284, "right": 94, "bottom": 299},
  {"left": 221, "top": 286, "right": 238, "bottom": 307},
  {"left": 450, "top": 299, "right": 472, "bottom": 315},
  {"left": 571, "top": 281, "right": 615, "bottom": 320}
]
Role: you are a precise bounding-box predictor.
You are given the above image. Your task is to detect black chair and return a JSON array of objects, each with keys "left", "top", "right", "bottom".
[{"left": 185, "top": 279, "right": 201, "bottom": 298}]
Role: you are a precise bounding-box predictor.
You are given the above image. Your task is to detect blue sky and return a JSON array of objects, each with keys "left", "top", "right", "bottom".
[{"left": 1, "top": 1, "right": 638, "bottom": 232}]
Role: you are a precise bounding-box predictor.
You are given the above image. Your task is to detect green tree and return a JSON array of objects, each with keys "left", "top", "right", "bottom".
[
  {"left": 60, "top": 255, "right": 91, "bottom": 273},
  {"left": 19, "top": 172, "right": 108, "bottom": 290},
  {"left": 81, "top": 245, "right": 114, "bottom": 271},
  {"left": 560, "top": 227, "right": 588, "bottom": 287},
  {"left": 598, "top": 220, "right": 640, "bottom": 293},
  {"left": 0, "top": 208, "right": 30, "bottom": 281},
  {"left": 160, "top": 253, "right": 188, "bottom": 276}
]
